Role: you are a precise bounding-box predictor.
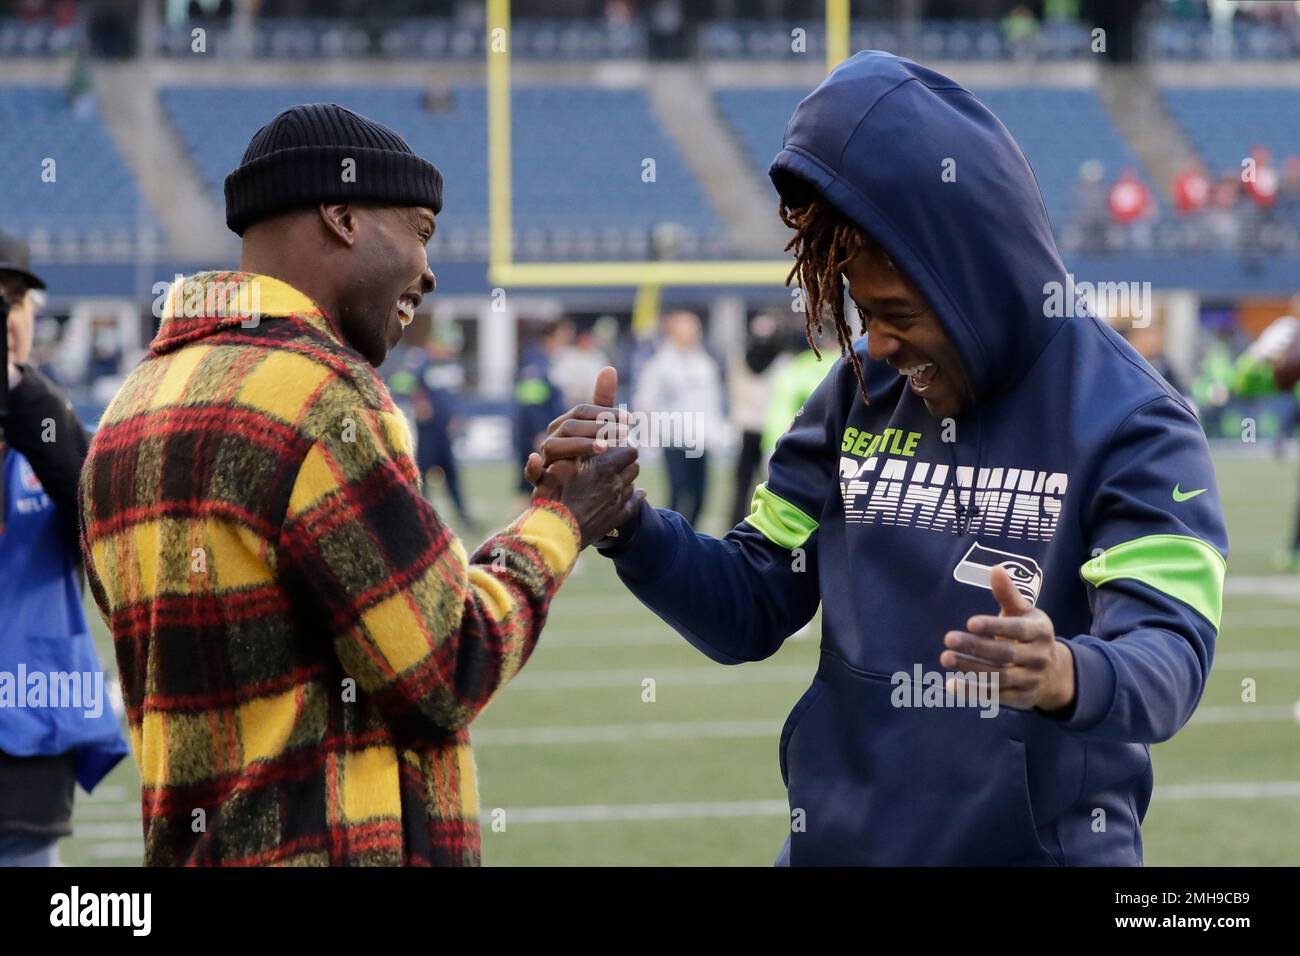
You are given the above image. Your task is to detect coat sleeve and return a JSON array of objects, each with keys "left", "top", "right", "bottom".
[
  {"left": 277, "top": 403, "right": 580, "bottom": 737},
  {"left": 603, "top": 357, "right": 843, "bottom": 664},
  {"left": 1052, "top": 395, "right": 1228, "bottom": 743},
  {"left": 4, "top": 364, "right": 91, "bottom": 549}
]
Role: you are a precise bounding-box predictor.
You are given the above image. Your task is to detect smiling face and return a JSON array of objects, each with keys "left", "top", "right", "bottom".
[
  {"left": 843, "top": 244, "right": 972, "bottom": 420},
  {"left": 333, "top": 205, "right": 437, "bottom": 367}
]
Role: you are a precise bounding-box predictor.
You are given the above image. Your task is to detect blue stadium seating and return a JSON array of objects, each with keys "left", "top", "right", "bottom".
[
  {"left": 1162, "top": 87, "right": 1300, "bottom": 174},
  {"left": 158, "top": 84, "right": 725, "bottom": 260},
  {"left": 0, "top": 18, "right": 84, "bottom": 57},
  {"left": 0, "top": 86, "right": 154, "bottom": 258},
  {"left": 700, "top": 20, "right": 1093, "bottom": 61},
  {"left": 1149, "top": 19, "right": 1298, "bottom": 60},
  {"left": 714, "top": 85, "right": 1158, "bottom": 236},
  {"left": 152, "top": 19, "right": 645, "bottom": 61}
]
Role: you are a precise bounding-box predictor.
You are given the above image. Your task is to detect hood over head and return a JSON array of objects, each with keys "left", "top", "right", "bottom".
[{"left": 770, "top": 51, "right": 1070, "bottom": 401}]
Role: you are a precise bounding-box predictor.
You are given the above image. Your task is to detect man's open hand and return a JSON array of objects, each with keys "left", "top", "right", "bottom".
[{"left": 939, "top": 566, "right": 1075, "bottom": 714}]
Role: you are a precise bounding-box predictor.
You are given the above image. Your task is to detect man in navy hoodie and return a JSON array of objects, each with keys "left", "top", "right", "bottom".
[{"left": 530, "top": 53, "right": 1228, "bottom": 866}]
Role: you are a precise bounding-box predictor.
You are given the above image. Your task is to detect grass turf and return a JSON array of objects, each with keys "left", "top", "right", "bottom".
[{"left": 64, "top": 451, "right": 1300, "bottom": 866}]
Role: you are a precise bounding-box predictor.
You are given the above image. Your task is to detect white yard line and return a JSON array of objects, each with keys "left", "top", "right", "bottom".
[
  {"left": 1221, "top": 609, "right": 1300, "bottom": 628},
  {"left": 1160, "top": 781, "right": 1300, "bottom": 800},
  {"left": 85, "top": 842, "right": 145, "bottom": 861},
  {"left": 1189, "top": 704, "right": 1293, "bottom": 723},
  {"left": 540, "top": 628, "right": 812, "bottom": 648},
  {"left": 475, "top": 719, "right": 780, "bottom": 746},
  {"left": 486, "top": 800, "right": 789, "bottom": 824},
  {"left": 486, "top": 781, "right": 1300, "bottom": 824},
  {"left": 509, "top": 665, "right": 811, "bottom": 690},
  {"left": 1213, "top": 651, "right": 1300, "bottom": 669},
  {"left": 474, "top": 704, "right": 1294, "bottom": 747},
  {"left": 1225, "top": 576, "right": 1300, "bottom": 599},
  {"left": 539, "top": 628, "right": 681, "bottom": 648},
  {"left": 69, "top": 822, "right": 145, "bottom": 840},
  {"left": 511, "top": 660, "right": 1300, "bottom": 694},
  {"left": 82, "top": 785, "right": 128, "bottom": 803}
]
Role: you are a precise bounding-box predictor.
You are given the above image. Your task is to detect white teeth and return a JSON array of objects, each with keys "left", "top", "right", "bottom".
[
  {"left": 396, "top": 296, "right": 415, "bottom": 327},
  {"left": 899, "top": 363, "right": 932, "bottom": 377}
]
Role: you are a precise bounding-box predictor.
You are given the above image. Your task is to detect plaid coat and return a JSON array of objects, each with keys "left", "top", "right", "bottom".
[{"left": 79, "top": 272, "right": 580, "bottom": 866}]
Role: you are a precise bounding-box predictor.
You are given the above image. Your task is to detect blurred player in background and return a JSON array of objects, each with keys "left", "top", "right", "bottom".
[
  {"left": 1232, "top": 310, "right": 1300, "bottom": 571},
  {"left": 550, "top": 318, "right": 612, "bottom": 409},
  {"left": 727, "top": 312, "right": 785, "bottom": 528},
  {"left": 512, "top": 318, "right": 567, "bottom": 511},
  {"left": 632, "top": 310, "right": 723, "bottom": 527},
  {"left": 1125, "top": 322, "right": 1192, "bottom": 404},
  {"left": 411, "top": 326, "right": 480, "bottom": 534}
]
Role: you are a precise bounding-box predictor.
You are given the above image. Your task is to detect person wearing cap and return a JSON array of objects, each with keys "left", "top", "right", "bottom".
[
  {"left": 77, "top": 104, "right": 640, "bottom": 866},
  {"left": 0, "top": 231, "right": 129, "bottom": 866}
]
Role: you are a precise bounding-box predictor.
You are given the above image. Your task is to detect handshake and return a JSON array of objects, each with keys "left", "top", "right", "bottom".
[{"left": 522, "top": 366, "right": 646, "bottom": 548}]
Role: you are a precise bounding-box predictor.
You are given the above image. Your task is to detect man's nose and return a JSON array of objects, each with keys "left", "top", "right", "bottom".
[
  {"left": 420, "top": 266, "right": 436, "bottom": 295},
  {"left": 865, "top": 326, "right": 898, "bottom": 362}
]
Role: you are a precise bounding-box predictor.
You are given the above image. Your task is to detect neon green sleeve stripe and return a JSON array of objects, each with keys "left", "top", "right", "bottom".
[
  {"left": 514, "top": 379, "right": 551, "bottom": 404},
  {"left": 1080, "top": 534, "right": 1227, "bottom": 629},
  {"left": 745, "top": 482, "right": 819, "bottom": 550}
]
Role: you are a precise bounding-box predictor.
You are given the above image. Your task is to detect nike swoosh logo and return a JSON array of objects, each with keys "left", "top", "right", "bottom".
[{"left": 1173, "top": 484, "right": 1207, "bottom": 503}]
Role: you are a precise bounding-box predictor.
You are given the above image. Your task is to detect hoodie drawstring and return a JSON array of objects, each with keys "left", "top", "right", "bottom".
[{"left": 949, "top": 408, "right": 983, "bottom": 536}]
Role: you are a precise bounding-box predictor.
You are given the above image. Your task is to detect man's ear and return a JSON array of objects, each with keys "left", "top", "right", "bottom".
[{"left": 319, "top": 203, "right": 359, "bottom": 247}]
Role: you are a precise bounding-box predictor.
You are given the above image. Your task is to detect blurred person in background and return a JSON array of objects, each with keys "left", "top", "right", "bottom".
[
  {"left": 1281, "top": 155, "right": 1300, "bottom": 220},
  {"left": 1107, "top": 168, "right": 1155, "bottom": 251},
  {"left": 1172, "top": 159, "right": 1210, "bottom": 251},
  {"left": 0, "top": 231, "right": 128, "bottom": 866},
  {"left": 550, "top": 318, "right": 611, "bottom": 409},
  {"left": 1001, "top": 4, "right": 1039, "bottom": 59},
  {"left": 1205, "top": 173, "right": 1244, "bottom": 251},
  {"left": 513, "top": 318, "right": 568, "bottom": 511},
  {"left": 1173, "top": 161, "right": 1210, "bottom": 218},
  {"left": 412, "top": 326, "right": 479, "bottom": 534},
  {"left": 761, "top": 322, "right": 834, "bottom": 456},
  {"left": 1231, "top": 311, "right": 1300, "bottom": 571},
  {"left": 1071, "top": 160, "right": 1110, "bottom": 253},
  {"left": 1278, "top": 155, "right": 1300, "bottom": 252},
  {"left": 1125, "top": 322, "right": 1192, "bottom": 404},
  {"left": 421, "top": 75, "right": 454, "bottom": 114},
  {"left": 1191, "top": 326, "right": 1238, "bottom": 440},
  {"left": 633, "top": 310, "right": 722, "bottom": 527},
  {"left": 1242, "top": 145, "right": 1281, "bottom": 256},
  {"left": 727, "top": 312, "right": 785, "bottom": 529}
]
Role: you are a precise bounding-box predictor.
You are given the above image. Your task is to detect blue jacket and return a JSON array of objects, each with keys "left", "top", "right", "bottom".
[
  {"left": 0, "top": 447, "right": 128, "bottom": 792},
  {"left": 606, "top": 53, "right": 1228, "bottom": 866}
]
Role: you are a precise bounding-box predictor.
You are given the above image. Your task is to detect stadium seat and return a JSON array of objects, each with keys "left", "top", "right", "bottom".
[
  {"left": 158, "top": 84, "right": 726, "bottom": 261},
  {"left": 713, "top": 85, "right": 1160, "bottom": 239},
  {"left": 0, "top": 86, "right": 154, "bottom": 258}
]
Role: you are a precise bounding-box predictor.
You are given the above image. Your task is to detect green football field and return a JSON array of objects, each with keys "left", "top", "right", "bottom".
[{"left": 65, "top": 451, "right": 1300, "bottom": 866}]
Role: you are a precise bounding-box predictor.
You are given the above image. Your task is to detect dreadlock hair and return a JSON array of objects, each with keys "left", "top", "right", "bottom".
[{"left": 779, "top": 196, "right": 876, "bottom": 404}]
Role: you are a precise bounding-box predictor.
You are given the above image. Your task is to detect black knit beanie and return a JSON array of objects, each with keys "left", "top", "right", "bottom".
[{"left": 224, "top": 103, "right": 443, "bottom": 236}]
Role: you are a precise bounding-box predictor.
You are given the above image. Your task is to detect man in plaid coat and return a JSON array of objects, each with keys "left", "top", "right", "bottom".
[{"left": 78, "top": 104, "right": 640, "bottom": 866}]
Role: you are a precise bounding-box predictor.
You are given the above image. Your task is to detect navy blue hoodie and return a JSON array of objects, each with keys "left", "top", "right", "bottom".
[{"left": 604, "top": 53, "right": 1228, "bottom": 866}]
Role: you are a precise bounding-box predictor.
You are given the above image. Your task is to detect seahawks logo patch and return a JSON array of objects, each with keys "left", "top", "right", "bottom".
[{"left": 952, "top": 542, "right": 1043, "bottom": 605}]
